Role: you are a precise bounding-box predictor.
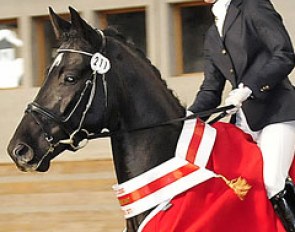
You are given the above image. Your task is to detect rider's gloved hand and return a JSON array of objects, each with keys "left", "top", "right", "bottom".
[{"left": 225, "top": 83, "right": 252, "bottom": 115}]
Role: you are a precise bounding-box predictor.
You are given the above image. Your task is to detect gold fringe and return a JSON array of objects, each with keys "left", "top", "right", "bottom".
[{"left": 216, "top": 175, "right": 252, "bottom": 200}]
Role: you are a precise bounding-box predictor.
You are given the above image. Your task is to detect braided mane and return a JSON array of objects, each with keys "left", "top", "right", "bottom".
[{"left": 103, "top": 27, "right": 184, "bottom": 107}]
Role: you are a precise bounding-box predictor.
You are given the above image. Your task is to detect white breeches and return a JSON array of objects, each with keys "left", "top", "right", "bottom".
[{"left": 236, "top": 110, "right": 295, "bottom": 198}]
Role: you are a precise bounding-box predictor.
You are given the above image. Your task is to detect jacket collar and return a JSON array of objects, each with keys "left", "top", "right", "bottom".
[{"left": 223, "top": 0, "right": 242, "bottom": 36}]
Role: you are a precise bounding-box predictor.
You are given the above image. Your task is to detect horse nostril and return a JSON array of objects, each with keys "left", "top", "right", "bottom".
[
  {"left": 14, "top": 144, "right": 28, "bottom": 156},
  {"left": 14, "top": 144, "right": 33, "bottom": 163}
]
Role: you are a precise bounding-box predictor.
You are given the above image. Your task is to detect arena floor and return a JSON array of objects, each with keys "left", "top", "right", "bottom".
[{"left": 0, "top": 159, "right": 124, "bottom": 232}]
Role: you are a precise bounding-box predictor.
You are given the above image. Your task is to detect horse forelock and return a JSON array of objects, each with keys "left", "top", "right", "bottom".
[{"left": 59, "top": 31, "right": 94, "bottom": 51}]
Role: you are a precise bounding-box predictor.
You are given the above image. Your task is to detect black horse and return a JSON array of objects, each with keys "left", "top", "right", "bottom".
[{"left": 7, "top": 7, "right": 290, "bottom": 232}]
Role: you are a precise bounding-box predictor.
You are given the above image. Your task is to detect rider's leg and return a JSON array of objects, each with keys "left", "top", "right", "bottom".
[
  {"left": 257, "top": 121, "right": 295, "bottom": 198},
  {"left": 236, "top": 110, "right": 295, "bottom": 230},
  {"left": 257, "top": 121, "right": 295, "bottom": 231}
]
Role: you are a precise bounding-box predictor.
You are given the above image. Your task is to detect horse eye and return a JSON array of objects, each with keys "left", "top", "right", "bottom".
[{"left": 64, "top": 75, "right": 77, "bottom": 84}]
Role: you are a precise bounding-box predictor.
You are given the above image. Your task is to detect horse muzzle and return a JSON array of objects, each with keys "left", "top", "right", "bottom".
[{"left": 8, "top": 143, "right": 40, "bottom": 172}]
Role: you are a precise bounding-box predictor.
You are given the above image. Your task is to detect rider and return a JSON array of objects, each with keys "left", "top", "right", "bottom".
[{"left": 188, "top": 0, "right": 295, "bottom": 230}]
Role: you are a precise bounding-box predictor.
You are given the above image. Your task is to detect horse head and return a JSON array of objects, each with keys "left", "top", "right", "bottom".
[
  {"left": 8, "top": 7, "right": 185, "bottom": 182},
  {"left": 7, "top": 7, "right": 110, "bottom": 172}
]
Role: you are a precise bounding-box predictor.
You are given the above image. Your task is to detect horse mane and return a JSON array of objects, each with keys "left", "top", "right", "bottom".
[{"left": 103, "top": 27, "right": 184, "bottom": 108}]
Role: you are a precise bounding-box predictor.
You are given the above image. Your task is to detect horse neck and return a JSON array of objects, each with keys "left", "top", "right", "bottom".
[
  {"left": 104, "top": 38, "right": 185, "bottom": 232},
  {"left": 106, "top": 40, "right": 185, "bottom": 184},
  {"left": 110, "top": 74, "right": 184, "bottom": 232}
]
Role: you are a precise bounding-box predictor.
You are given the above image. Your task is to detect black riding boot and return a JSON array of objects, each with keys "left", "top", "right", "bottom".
[{"left": 270, "top": 178, "right": 295, "bottom": 232}]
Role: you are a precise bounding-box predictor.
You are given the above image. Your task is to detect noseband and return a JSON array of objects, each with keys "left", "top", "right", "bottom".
[{"left": 26, "top": 30, "right": 110, "bottom": 153}]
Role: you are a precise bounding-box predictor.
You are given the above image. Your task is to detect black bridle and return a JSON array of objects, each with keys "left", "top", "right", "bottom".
[
  {"left": 25, "top": 29, "right": 109, "bottom": 154},
  {"left": 26, "top": 71, "right": 99, "bottom": 151}
]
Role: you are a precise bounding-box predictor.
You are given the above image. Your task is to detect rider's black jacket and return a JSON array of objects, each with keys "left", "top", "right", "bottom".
[{"left": 189, "top": 0, "right": 295, "bottom": 131}]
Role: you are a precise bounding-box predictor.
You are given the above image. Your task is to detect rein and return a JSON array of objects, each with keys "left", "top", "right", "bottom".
[{"left": 88, "top": 104, "right": 234, "bottom": 139}]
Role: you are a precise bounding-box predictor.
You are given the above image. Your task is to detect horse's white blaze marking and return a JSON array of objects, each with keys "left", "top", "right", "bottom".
[{"left": 48, "top": 53, "right": 64, "bottom": 75}]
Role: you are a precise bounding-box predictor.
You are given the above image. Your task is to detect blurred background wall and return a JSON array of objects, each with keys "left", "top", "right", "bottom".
[
  {"left": 0, "top": 1, "right": 293, "bottom": 231},
  {"left": 0, "top": 0, "right": 294, "bottom": 163}
]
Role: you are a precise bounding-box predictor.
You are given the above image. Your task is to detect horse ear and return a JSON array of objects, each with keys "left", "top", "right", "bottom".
[
  {"left": 69, "top": 6, "right": 101, "bottom": 49},
  {"left": 69, "top": 6, "right": 95, "bottom": 36},
  {"left": 49, "top": 7, "right": 71, "bottom": 39}
]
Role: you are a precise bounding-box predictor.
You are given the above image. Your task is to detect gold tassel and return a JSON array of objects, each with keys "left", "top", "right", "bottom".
[{"left": 216, "top": 175, "right": 252, "bottom": 200}]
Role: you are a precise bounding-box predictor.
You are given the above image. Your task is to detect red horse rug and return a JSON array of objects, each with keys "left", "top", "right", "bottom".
[{"left": 115, "top": 119, "right": 295, "bottom": 232}]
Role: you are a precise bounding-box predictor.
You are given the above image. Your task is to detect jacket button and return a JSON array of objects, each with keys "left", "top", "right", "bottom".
[
  {"left": 221, "top": 49, "right": 227, "bottom": 55},
  {"left": 230, "top": 68, "right": 234, "bottom": 74}
]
